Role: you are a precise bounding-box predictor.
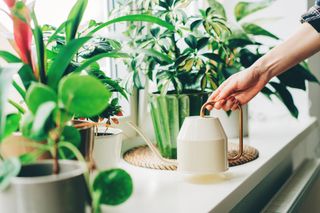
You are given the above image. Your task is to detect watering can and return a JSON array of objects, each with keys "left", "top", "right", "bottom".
[{"left": 129, "top": 101, "right": 243, "bottom": 174}]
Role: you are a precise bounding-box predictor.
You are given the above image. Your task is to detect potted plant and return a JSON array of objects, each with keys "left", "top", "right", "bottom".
[
  {"left": 0, "top": 0, "right": 174, "bottom": 212},
  {"left": 42, "top": 23, "right": 129, "bottom": 170},
  {"left": 0, "top": 0, "right": 174, "bottom": 159},
  {"left": 113, "top": 0, "right": 231, "bottom": 159},
  {"left": 206, "top": 0, "right": 319, "bottom": 137}
]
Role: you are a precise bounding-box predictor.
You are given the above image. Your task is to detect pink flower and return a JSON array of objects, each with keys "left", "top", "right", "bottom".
[
  {"left": 5, "top": 1, "right": 33, "bottom": 67},
  {"left": 4, "top": 0, "right": 16, "bottom": 8},
  {"left": 13, "top": 17, "right": 33, "bottom": 65}
]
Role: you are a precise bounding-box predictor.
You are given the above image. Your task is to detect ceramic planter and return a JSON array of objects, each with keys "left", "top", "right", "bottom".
[
  {"left": 73, "top": 120, "right": 95, "bottom": 161},
  {"left": 93, "top": 127, "right": 123, "bottom": 170},
  {"left": 210, "top": 105, "right": 249, "bottom": 138},
  {"left": 0, "top": 160, "right": 89, "bottom": 213},
  {"left": 0, "top": 133, "right": 50, "bottom": 159},
  {"left": 149, "top": 91, "right": 210, "bottom": 159}
]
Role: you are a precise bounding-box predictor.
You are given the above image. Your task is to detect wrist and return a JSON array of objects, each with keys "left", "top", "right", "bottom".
[{"left": 250, "top": 60, "right": 273, "bottom": 84}]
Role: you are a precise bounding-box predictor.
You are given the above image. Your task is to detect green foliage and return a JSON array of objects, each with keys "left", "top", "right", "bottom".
[
  {"left": 0, "top": 64, "right": 22, "bottom": 142},
  {"left": 88, "top": 14, "right": 175, "bottom": 35},
  {"left": 47, "top": 37, "right": 91, "bottom": 90},
  {"left": 234, "top": 0, "right": 275, "bottom": 21},
  {"left": 93, "top": 169, "right": 133, "bottom": 206},
  {"left": 113, "top": 0, "right": 230, "bottom": 94},
  {"left": 59, "top": 75, "right": 111, "bottom": 117},
  {"left": 0, "top": 51, "right": 22, "bottom": 63},
  {"left": 25, "top": 83, "right": 57, "bottom": 114},
  {"left": 30, "top": 9, "right": 46, "bottom": 83},
  {"left": 65, "top": 0, "right": 88, "bottom": 42},
  {"left": 269, "top": 82, "right": 298, "bottom": 118},
  {"left": 30, "top": 102, "right": 56, "bottom": 141},
  {"left": 1, "top": 0, "right": 143, "bottom": 208},
  {"left": 220, "top": 0, "right": 319, "bottom": 118},
  {"left": 241, "top": 23, "right": 279, "bottom": 39},
  {"left": 59, "top": 126, "right": 81, "bottom": 159},
  {"left": 3, "top": 114, "right": 21, "bottom": 140}
]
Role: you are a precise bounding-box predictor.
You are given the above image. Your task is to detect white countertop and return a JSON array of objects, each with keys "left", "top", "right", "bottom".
[{"left": 102, "top": 117, "right": 318, "bottom": 213}]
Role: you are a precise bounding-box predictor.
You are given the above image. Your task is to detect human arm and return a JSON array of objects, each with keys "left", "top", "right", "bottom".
[{"left": 207, "top": 22, "right": 320, "bottom": 111}]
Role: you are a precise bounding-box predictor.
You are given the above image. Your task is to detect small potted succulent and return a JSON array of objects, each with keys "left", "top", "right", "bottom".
[
  {"left": 206, "top": 0, "right": 319, "bottom": 137},
  {"left": 113, "top": 0, "right": 231, "bottom": 159},
  {"left": 0, "top": 0, "right": 173, "bottom": 212}
]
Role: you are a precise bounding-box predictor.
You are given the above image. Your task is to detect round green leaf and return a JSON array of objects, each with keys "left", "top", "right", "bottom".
[
  {"left": 93, "top": 169, "right": 133, "bottom": 206},
  {"left": 30, "top": 102, "right": 56, "bottom": 141},
  {"left": 58, "top": 75, "right": 111, "bottom": 117},
  {"left": 26, "top": 83, "right": 57, "bottom": 114},
  {"left": 3, "top": 113, "right": 21, "bottom": 140}
]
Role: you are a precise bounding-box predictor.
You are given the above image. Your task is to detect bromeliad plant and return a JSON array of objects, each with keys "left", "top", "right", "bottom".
[
  {"left": 208, "top": 0, "right": 319, "bottom": 118},
  {"left": 0, "top": 0, "right": 174, "bottom": 211},
  {"left": 112, "top": 0, "right": 231, "bottom": 94}
]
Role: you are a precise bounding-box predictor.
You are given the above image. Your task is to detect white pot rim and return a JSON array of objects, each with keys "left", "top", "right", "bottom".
[
  {"left": 11, "top": 160, "right": 87, "bottom": 185},
  {"left": 95, "top": 127, "right": 122, "bottom": 137}
]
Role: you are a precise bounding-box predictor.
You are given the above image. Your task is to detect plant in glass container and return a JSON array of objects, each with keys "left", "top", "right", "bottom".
[{"left": 112, "top": 0, "right": 231, "bottom": 159}]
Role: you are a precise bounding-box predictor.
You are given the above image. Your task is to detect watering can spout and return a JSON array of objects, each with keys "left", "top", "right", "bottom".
[{"left": 127, "top": 122, "right": 178, "bottom": 166}]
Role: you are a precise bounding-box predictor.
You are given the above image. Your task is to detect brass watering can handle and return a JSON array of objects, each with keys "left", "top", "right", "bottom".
[{"left": 200, "top": 101, "right": 244, "bottom": 161}]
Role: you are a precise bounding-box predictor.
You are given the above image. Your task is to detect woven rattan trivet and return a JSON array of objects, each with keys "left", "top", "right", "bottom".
[{"left": 123, "top": 143, "right": 259, "bottom": 171}]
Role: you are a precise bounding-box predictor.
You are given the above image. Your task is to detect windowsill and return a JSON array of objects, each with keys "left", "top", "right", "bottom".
[{"left": 103, "top": 117, "right": 318, "bottom": 213}]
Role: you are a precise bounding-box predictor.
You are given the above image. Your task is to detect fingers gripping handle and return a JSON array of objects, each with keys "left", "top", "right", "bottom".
[{"left": 200, "top": 101, "right": 244, "bottom": 161}]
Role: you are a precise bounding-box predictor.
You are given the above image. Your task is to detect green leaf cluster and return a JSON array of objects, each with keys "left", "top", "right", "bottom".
[{"left": 112, "top": 0, "right": 231, "bottom": 94}]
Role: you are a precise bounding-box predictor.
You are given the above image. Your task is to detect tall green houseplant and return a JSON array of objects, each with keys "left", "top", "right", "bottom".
[{"left": 113, "top": 0, "right": 231, "bottom": 158}]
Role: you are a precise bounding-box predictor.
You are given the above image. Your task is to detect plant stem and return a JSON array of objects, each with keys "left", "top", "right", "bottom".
[
  {"left": 170, "top": 33, "right": 179, "bottom": 59},
  {"left": 49, "top": 130, "right": 60, "bottom": 175},
  {"left": 8, "top": 99, "right": 26, "bottom": 114},
  {"left": 53, "top": 138, "right": 59, "bottom": 174}
]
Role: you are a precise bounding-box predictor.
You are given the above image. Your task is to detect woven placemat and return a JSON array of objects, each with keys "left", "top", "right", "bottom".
[{"left": 123, "top": 143, "right": 259, "bottom": 171}]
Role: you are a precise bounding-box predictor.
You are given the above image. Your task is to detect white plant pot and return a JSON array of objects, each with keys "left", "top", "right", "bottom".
[
  {"left": 210, "top": 105, "right": 249, "bottom": 138},
  {"left": 93, "top": 128, "right": 123, "bottom": 170},
  {"left": 0, "top": 160, "right": 88, "bottom": 213}
]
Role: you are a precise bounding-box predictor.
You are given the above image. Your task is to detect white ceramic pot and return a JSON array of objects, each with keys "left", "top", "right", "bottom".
[
  {"left": 210, "top": 105, "right": 249, "bottom": 138},
  {"left": 93, "top": 128, "right": 123, "bottom": 170},
  {"left": 0, "top": 160, "right": 88, "bottom": 213}
]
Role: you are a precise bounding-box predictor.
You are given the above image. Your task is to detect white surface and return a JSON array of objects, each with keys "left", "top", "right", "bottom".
[{"left": 101, "top": 117, "right": 318, "bottom": 213}]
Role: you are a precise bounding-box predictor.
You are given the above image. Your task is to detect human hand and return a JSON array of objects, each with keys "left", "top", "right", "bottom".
[{"left": 206, "top": 67, "right": 270, "bottom": 111}]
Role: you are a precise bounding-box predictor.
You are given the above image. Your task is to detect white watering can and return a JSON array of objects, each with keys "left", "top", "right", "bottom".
[{"left": 129, "top": 101, "right": 243, "bottom": 174}]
